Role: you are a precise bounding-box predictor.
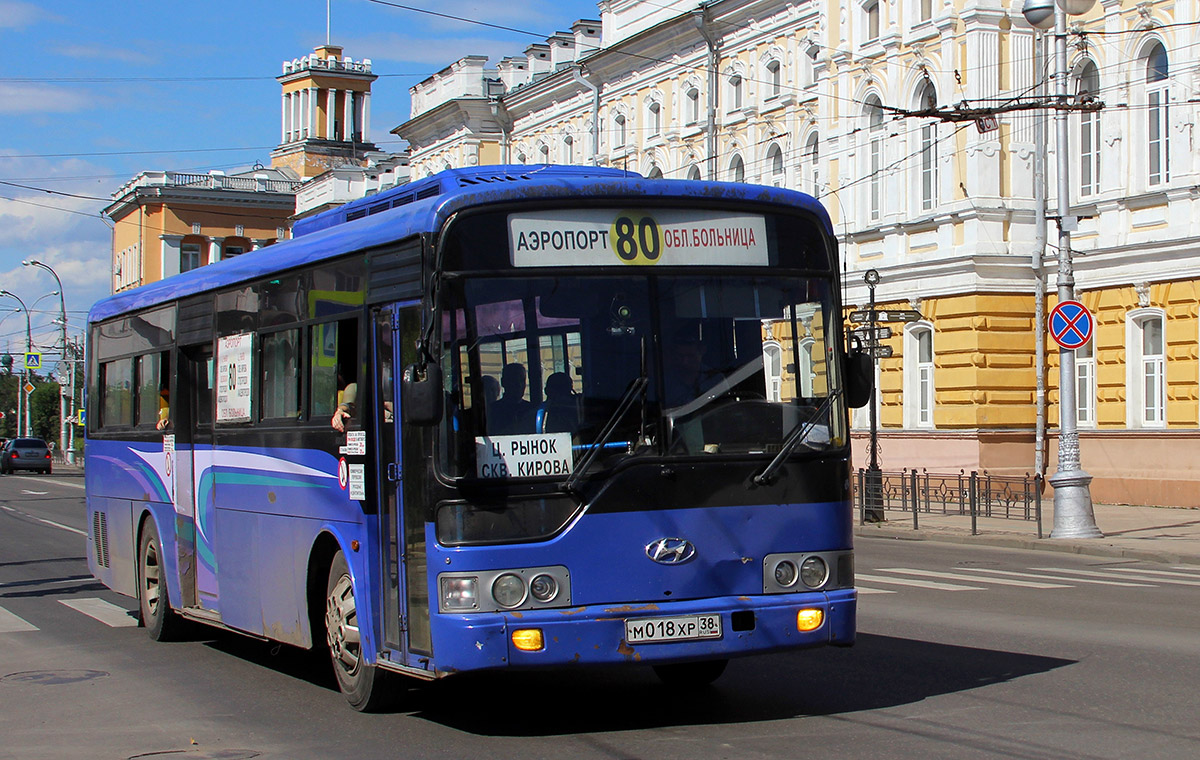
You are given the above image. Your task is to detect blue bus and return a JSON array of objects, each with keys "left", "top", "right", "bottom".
[{"left": 86, "top": 165, "right": 871, "bottom": 710}]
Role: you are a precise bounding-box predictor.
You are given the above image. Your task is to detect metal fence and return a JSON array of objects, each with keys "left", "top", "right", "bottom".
[{"left": 855, "top": 468, "right": 1044, "bottom": 537}]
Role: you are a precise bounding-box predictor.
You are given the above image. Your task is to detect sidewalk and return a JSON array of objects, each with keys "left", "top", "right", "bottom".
[{"left": 856, "top": 501, "right": 1200, "bottom": 566}]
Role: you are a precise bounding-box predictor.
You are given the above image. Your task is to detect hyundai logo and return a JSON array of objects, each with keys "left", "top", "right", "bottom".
[{"left": 645, "top": 538, "right": 696, "bottom": 565}]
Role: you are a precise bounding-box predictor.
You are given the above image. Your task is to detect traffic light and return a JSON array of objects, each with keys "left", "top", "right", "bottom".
[{"left": 1, "top": 353, "right": 12, "bottom": 373}]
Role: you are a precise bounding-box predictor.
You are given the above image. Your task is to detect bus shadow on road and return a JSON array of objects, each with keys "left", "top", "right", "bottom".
[{"left": 404, "top": 633, "right": 1074, "bottom": 735}]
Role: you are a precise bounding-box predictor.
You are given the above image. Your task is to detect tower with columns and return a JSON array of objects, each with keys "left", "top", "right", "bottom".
[{"left": 271, "top": 44, "right": 379, "bottom": 178}]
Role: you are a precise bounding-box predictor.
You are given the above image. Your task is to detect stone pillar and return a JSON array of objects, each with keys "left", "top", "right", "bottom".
[
  {"left": 362, "top": 92, "right": 371, "bottom": 142},
  {"left": 326, "top": 89, "right": 336, "bottom": 140},
  {"left": 208, "top": 237, "right": 224, "bottom": 265}
]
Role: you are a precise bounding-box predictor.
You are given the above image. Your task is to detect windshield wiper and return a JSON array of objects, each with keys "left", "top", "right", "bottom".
[
  {"left": 561, "top": 374, "right": 648, "bottom": 495},
  {"left": 752, "top": 389, "right": 841, "bottom": 486}
]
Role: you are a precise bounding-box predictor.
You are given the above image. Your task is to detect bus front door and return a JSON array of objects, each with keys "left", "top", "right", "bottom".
[
  {"left": 375, "top": 304, "right": 431, "bottom": 665},
  {"left": 177, "top": 345, "right": 219, "bottom": 613}
]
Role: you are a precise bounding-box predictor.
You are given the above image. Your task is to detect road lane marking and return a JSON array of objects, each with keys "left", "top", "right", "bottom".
[
  {"left": 1103, "top": 567, "right": 1200, "bottom": 580},
  {"left": 855, "top": 586, "right": 895, "bottom": 595},
  {"left": 58, "top": 598, "right": 138, "bottom": 628},
  {"left": 878, "top": 568, "right": 1072, "bottom": 589},
  {"left": 5, "top": 475, "right": 85, "bottom": 490},
  {"left": 959, "top": 568, "right": 1153, "bottom": 587},
  {"left": 20, "top": 490, "right": 48, "bottom": 495},
  {"left": 1032, "top": 567, "right": 1200, "bottom": 587},
  {"left": 0, "top": 606, "right": 39, "bottom": 633},
  {"left": 856, "top": 572, "right": 984, "bottom": 591},
  {"left": 37, "top": 518, "right": 86, "bottom": 536}
]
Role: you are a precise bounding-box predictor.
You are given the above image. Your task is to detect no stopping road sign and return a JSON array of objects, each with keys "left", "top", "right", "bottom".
[{"left": 1048, "top": 300, "right": 1094, "bottom": 350}]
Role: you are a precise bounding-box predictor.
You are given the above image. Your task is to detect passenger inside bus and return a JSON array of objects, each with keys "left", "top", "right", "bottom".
[
  {"left": 537, "top": 371, "right": 579, "bottom": 434},
  {"left": 332, "top": 373, "right": 357, "bottom": 432},
  {"left": 156, "top": 388, "right": 170, "bottom": 430},
  {"left": 488, "top": 363, "right": 533, "bottom": 434}
]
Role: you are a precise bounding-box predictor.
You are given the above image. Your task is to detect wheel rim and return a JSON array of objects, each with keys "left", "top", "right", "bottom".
[
  {"left": 142, "top": 538, "right": 161, "bottom": 616},
  {"left": 326, "top": 573, "right": 362, "bottom": 676}
]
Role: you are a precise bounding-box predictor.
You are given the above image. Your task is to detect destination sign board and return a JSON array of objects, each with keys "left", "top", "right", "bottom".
[{"left": 851, "top": 325, "right": 892, "bottom": 340}]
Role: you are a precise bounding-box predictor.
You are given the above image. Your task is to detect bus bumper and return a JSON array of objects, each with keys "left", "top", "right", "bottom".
[{"left": 428, "top": 588, "right": 856, "bottom": 674}]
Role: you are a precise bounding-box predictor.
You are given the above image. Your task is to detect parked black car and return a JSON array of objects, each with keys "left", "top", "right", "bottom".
[{"left": 0, "top": 437, "right": 53, "bottom": 474}]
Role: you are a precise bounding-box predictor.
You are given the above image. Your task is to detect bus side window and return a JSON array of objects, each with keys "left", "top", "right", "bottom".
[
  {"left": 261, "top": 329, "right": 300, "bottom": 420},
  {"left": 310, "top": 318, "right": 358, "bottom": 428}
]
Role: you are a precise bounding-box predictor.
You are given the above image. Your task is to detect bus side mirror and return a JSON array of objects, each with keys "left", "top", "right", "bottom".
[
  {"left": 844, "top": 351, "right": 873, "bottom": 409},
  {"left": 402, "top": 363, "right": 444, "bottom": 426}
]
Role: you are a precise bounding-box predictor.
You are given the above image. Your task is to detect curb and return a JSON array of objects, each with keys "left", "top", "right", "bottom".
[{"left": 855, "top": 525, "right": 1200, "bottom": 567}]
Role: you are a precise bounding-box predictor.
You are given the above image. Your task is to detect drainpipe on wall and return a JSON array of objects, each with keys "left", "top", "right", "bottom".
[
  {"left": 693, "top": 6, "right": 719, "bottom": 180},
  {"left": 490, "top": 99, "right": 514, "bottom": 164},
  {"left": 1033, "top": 31, "right": 1048, "bottom": 478},
  {"left": 572, "top": 66, "right": 601, "bottom": 165}
]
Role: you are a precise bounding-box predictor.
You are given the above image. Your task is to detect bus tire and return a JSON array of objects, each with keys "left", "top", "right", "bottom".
[
  {"left": 325, "top": 550, "right": 393, "bottom": 711},
  {"left": 138, "top": 518, "right": 185, "bottom": 641},
  {"left": 652, "top": 658, "right": 729, "bottom": 687}
]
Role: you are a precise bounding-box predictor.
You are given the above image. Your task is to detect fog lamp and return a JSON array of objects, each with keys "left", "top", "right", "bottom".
[
  {"left": 797, "top": 608, "right": 824, "bottom": 632},
  {"left": 512, "top": 628, "right": 544, "bottom": 651}
]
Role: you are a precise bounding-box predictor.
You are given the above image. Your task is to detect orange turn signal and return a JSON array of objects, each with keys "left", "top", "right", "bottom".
[
  {"left": 796, "top": 608, "right": 824, "bottom": 632},
  {"left": 511, "top": 628, "right": 545, "bottom": 652}
]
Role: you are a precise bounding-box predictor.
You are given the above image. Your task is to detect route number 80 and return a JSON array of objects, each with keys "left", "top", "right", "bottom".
[{"left": 611, "top": 214, "right": 662, "bottom": 265}]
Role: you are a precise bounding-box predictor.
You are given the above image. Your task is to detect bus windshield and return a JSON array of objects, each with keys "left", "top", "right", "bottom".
[{"left": 438, "top": 273, "right": 844, "bottom": 481}]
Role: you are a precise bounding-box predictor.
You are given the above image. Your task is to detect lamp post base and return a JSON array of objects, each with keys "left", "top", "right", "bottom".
[{"left": 1048, "top": 469, "right": 1103, "bottom": 538}]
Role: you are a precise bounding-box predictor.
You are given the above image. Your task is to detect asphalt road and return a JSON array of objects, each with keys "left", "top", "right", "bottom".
[{"left": 1, "top": 472, "right": 1197, "bottom": 760}]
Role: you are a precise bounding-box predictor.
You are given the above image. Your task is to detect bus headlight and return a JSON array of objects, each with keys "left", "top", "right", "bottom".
[
  {"left": 800, "top": 557, "right": 829, "bottom": 589},
  {"left": 440, "top": 576, "right": 479, "bottom": 611},
  {"left": 529, "top": 574, "right": 559, "bottom": 603},
  {"left": 491, "top": 573, "right": 526, "bottom": 608},
  {"left": 773, "top": 560, "right": 798, "bottom": 588}
]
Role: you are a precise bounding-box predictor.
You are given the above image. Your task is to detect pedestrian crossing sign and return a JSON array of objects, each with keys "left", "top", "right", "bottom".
[{"left": 24, "top": 352, "right": 41, "bottom": 370}]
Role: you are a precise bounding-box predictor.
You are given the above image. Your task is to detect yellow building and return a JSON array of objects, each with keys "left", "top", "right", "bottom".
[
  {"left": 396, "top": 0, "right": 1200, "bottom": 508},
  {"left": 103, "top": 168, "right": 299, "bottom": 292}
]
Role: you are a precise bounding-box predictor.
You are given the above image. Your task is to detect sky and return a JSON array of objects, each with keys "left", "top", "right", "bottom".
[{"left": 0, "top": 0, "right": 604, "bottom": 360}]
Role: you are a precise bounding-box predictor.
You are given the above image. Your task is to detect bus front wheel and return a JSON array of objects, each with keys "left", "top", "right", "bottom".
[
  {"left": 138, "top": 518, "right": 185, "bottom": 641},
  {"left": 325, "top": 550, "right": 393, "bottom": 711}
]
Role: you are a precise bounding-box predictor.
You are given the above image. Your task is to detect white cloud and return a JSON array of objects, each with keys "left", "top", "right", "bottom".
[
  {"left": 0, "top": 83, "right": 97, "bottom": 114},
  {"left": 0, "top": 1, "right": 56, "bottom": 28},
  {"left": 53, "top": 43, "right": 155, "bottom": 65}
]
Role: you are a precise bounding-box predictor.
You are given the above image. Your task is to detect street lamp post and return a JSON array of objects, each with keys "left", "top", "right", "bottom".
[
  {"left": 1022, "top": 0, "right": 1103, "bottom": 538},
  {"left": 24, "top": 260, "right": 71, "bottom": 461},
  {"left": 0, "top": 290, "right": 33, "bottom": 438}
]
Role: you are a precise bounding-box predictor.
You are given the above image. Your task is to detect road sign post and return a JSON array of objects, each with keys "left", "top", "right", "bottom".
[{"left": 862, "top": 270, "right": 884, "bottom": 523}]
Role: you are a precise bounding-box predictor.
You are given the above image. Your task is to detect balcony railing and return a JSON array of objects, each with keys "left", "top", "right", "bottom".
[{"left": 116, "top": 171, "right": 301, "bottom": 197}]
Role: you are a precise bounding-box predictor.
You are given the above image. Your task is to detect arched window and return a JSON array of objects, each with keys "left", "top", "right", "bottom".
[
  {"left": 766, "top": 60, "right": 782, "bottom": 98},
  {"left": 763, "top": 341, "right": 783, "bottom": 402},
  {"left": 803, "top": 133, "right": 820, "bottom": 196},
  {"left": 563, "top": 135, "right": 574, "bottom": 164},
  {"left": 915, "top": 81, "right": 938, "bottom": 212},
  {"left": 767, "top": 144, "right": 784, "bottom": 187},
  {"left": 1145, "top": 42, "right": 1170, "bottom": 187},
  {"left": 539, "top": 143, "right": 550, "bottom": 163},
  {"left": 729, "top": 74, "right": 743, "bottom": 111},
  {"left": 865, "top": 96, "right": 885, "bottom": 221},
  {"left": 646, "top": 165, "right": 664, "bottom": 179},
  {"left": 729, "top": 154, "right": 745, "bottom": 183},
  {"left": 1127, "top": 309, "right": 1165, "bottom": 427},
  {"left": 647, "top": 101, "right": 661, "bottom": 138},
  {"left": 1076, "top": 59, "right": 1101, "bottom": 198},
  {"left": 904, "top": 324, "right": 934, "bottom": 428},
  {"left": 614, "top": 113, "right": 627, "bottom": 148},
  {"left": 686, "top": 87, "right": 701, "bottom": 125},
  {"left": 686, "top": 165, "right": 702, "bottom": 181}
]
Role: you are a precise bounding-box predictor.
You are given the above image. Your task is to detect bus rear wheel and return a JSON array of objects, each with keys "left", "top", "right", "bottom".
[
  {"left": 325, "top": 550, "right": 394, "bottom": 711},
  {"left": 138, "top": 518, "right": 184, "bottom": 641},
  {"left": 652, "top": 659, "right": 729, "bottom": 687}
]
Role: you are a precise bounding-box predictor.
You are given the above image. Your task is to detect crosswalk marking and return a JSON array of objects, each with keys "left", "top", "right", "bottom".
[
  {"left": 58, "top": 598, "right": 138, "bottom": 628},
  {"left": 1103, "top": 567, "right": 1200, "bottom": 580},
  {"left": 1031, "top": 567, "right": 1200, "bottom": 587},
  {"left": 856, "top": 572, "right": 985, "bottom": 591},
  {"left": 958, "top": 567, "right": 1153, "bottom": 588},
  {"left": 0, "top": 606, "right": 38, "bottom": 633},
  {"left": 879, "top": 567, "right": 1072, "bottom": 589}
]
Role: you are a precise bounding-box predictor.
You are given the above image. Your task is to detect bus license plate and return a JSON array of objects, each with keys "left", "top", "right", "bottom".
[{"left": 625, "top": 614, "right": 722, "bottom": 644}]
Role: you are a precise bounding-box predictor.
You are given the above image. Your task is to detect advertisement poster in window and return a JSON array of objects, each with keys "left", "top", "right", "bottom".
[{"left": 216, "top": 333, "right": 253, "bottom": 422}]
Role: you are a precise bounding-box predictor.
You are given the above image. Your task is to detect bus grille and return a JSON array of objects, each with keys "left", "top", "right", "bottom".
[{"left": 92, "top": 511, "right": 110, "bottom": 568}]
